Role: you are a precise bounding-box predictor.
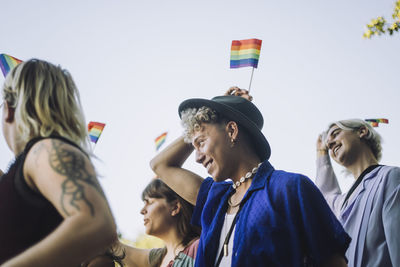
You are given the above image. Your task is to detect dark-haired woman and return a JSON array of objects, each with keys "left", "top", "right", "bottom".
[{"left": 88, "top": 179, "right": 200, "bottom": 267}]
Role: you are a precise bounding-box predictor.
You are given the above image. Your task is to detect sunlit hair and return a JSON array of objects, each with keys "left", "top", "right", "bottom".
[
  {"left": 2, "top": 59, "right": 90, "bottom": 153},
  {"left": 324, "top": 119, "right": 382, "bottom": 161},
  {"left": 142, "top": 179, "right": 201, "bottom": 247},
  {"left": 180, "top": 106, "right": 223, "bottom": 143}
]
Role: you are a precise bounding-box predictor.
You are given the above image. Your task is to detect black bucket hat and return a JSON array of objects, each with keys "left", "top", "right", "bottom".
[{"left": 178, "top": 95, "right": 271, "bottom": 161}]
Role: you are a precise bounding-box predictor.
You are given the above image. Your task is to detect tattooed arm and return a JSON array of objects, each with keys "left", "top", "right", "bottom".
[{"left": 2, "top": 139, "right": 116, "bottom": 267}]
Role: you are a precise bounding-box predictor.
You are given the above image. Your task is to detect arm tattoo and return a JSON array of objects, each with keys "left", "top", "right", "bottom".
[
  {"left": 32, "top": 142, "right": 46, "bottom": 166},
  {"left": 48, "top": 140, "right": 105, "bottom": 217}
]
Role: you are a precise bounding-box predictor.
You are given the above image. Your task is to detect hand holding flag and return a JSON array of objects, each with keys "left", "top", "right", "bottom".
[{"left": 225, "top": 86, "right": 253, "bottom": 101}]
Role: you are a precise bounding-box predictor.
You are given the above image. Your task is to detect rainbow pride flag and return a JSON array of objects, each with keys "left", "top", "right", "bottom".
[
  {"left": 0, "top": 54, "right": 22, "bottom": 77},
  {"left": 368, "top": 121, "right": 379, "bottom": 127},
  {"left": 88, "top": 121, "right": 106, "bottom": 144},
  {"left": 365, "top": 118, "right": 389, "bottom": 127},
  {"left": 230, "top": 39, "right": 262, "bottom": 68},
  {"left": 155, "top": 132, "right": 167, "bottom": 151}
]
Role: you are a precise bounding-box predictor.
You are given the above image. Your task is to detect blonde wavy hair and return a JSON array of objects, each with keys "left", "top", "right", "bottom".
[
  {"left": 324, "top": 119, "right": 382, "bottom": 162},
  {"left": 180, "top": 106, "right": 221, "bottom": 143},
  {"left": 2, "top": 59, "right": 90, "bottom": 153}
]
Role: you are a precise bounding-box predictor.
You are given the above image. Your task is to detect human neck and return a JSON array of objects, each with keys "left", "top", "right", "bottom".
[
  {"left": 159, "top": 228, "right": 185, "bottom": 260},
  {"left": 6, "top": 125, "right": 25, "bottom": 156},
  {"left": 346, "top": 149, "right": 378, "bottom": 179},
  {"left": 13, "top": 143, "right": 25, "bottom": 156},
  {"left": 230, "top": 156, "right": 261, "bottom": 192},
  {"left": 227, "top": 159, "right": 261, "bottom": 214}
]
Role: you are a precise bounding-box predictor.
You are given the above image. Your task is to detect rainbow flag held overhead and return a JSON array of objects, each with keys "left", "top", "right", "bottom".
[
  {"left": 88, "top": 121, "right": 106, "bottom": 144},
  {"left": 0, "top": 54, "right": 22, "bottom": 77},
  {"left": 155, "top": 132, "right": 167, "bottom": 151},
  {"left": 230, "top": 39, "right": 262, "bottom": 69},
  {"left": 365, "top": 118, "right": 389, "bottom": 127}
]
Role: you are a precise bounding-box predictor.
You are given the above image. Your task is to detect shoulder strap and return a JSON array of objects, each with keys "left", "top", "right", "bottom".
[
  {"left": 23, "top": 135, "right": 83, "bottom": 155},
  {"left": 341, "top": 164, "right": 381, "bottom": 209},
  {"left": 14, "top": 136, "right": 85, "bottom": 207},
  {"left": 214, "top": 193, "right": 243, "bottom": 267},
  {"left": 215, "top": 175, "right": 272, "bottom": 267}
]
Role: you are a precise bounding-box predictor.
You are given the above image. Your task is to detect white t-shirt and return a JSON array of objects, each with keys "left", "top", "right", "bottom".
[{"left": 215, "top": 213, "right": 236, "bottom": 267}]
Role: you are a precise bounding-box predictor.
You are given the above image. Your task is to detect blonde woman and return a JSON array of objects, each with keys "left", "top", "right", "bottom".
[{"left": 0, "top": 59, "right": 116, "bottom": 266}]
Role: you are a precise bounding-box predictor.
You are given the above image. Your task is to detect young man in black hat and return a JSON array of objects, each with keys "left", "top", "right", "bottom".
[{"left": 151, "top": 87, "right": 350, "bottom": 267}]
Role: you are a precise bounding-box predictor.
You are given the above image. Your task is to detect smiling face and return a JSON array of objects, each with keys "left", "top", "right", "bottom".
[
  {"left": 191, "top": 122, "right": 233, "bottom": 182},
  {"left": 325, "top": 125, "right": 364, "bottom": 167},
  {"left": 140, "top": 197, "right": 175, "bottom": 237}
]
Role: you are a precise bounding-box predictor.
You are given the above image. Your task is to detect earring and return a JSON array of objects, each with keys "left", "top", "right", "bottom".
[{"left": 230, "top": 138, "right": 236, "bottom": 148}]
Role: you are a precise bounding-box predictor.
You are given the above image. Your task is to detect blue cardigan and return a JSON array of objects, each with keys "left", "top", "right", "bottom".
[{"left": 192, "top": 160, "right": 350, "bottom": 267}]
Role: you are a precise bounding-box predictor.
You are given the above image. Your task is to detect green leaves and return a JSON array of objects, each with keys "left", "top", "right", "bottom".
[{"left": 363, "top": 0, "right": 400, "bottom": 38}]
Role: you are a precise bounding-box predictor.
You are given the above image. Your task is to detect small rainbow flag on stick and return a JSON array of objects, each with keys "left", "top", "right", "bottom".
[
  {"left": 365, "top": 118, "right": 389, "bottom": 127},
  {"left": 88, "top": 121, "right": 106, "bottom": 144},
  {"left": 230, "top": 39, "right": 262, "bottom": 69},
  {"left": 0, "top": 54, "right": 22, "bottom": 77},
  {"left": 230, "top": 38, "right": 262, "bottom": 92},
  {"left": 155, "top": 132, "right": 167, "bottom": 151}
]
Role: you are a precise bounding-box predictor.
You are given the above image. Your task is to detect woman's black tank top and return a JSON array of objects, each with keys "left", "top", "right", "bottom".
[{"left": 0, "top": 136, "right": 81, "bottom": 263}]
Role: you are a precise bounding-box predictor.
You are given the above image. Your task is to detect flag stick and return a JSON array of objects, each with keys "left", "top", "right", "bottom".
[
  {"left": 89, "top": 141, "right": 97, "bottom": 153},
  {"left": 248, "top": 67, "right": 255, "bottom": 92}
]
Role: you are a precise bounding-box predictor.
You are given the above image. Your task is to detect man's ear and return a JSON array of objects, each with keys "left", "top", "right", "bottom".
[
  {"left": 359, "top": 126, "right": 369, "bottom": 139},
  {"left": 5, "top": 102, "right": 15, "bottom": 123},
  {"left": 171, "top": 200, "right": 182, "bottom": 217},
  {"left": 225, "top": 121, "right": 239, "bottom": 141}
]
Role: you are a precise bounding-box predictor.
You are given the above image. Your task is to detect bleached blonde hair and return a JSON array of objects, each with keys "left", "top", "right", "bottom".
[
  {"left": 180, "top": 106, "right": 221, "bottom": 143},
  {"left": 325, "top": 119, "right": 382, "bottom": 162},
  {"left": 2, "top": 59, "right": 90, "bottom": 153}
]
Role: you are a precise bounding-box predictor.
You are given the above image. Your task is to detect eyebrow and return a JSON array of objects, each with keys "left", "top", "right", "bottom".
[
  {"left": 192, "top": 135, "right": 203, "bottom": 146},
  {"left": 328, "top": 127, "right": 340, "bottom": 138}
]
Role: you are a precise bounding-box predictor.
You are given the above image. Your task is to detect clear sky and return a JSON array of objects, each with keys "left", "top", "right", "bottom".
[{"left": 1, "top": 0, "right": 399, "bottom": 240}]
